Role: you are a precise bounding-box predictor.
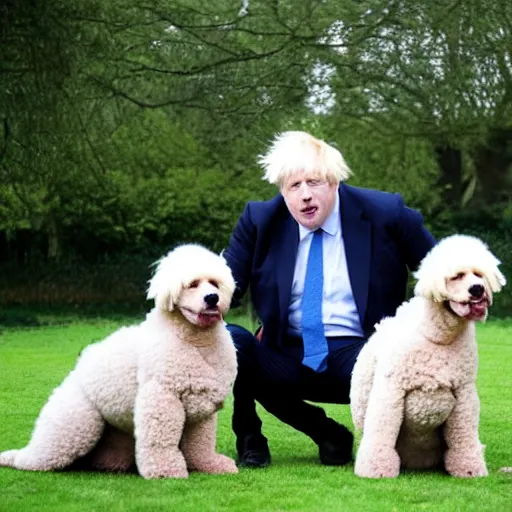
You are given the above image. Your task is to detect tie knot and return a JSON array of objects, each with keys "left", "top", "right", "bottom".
[
  {"left": 311, "top": 228, "right": 323, "bottom": 243},
  {"left": 310, "top": 229, "right": 323, "bottom": 250}
]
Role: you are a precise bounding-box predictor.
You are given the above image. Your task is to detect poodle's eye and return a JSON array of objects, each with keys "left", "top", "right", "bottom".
[
  {"left": 450, "top": 272, "right": 465, "bottom": 281},
  {"left": 189, "top": 280, "right": 200, "bottom": 289},
  {"left": 473, "top": 271, "right": 483, "bottom": 278},
  {"left": 209, "top": 280, "right": 219, "bottom": 288}
]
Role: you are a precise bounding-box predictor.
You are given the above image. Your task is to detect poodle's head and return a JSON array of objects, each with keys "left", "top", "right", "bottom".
[
  {"left": 147, "top": 244, "right": 236, "bottom": 328},
  {"left": 414, "top": 235, "right": 506, "bottom": 322}
]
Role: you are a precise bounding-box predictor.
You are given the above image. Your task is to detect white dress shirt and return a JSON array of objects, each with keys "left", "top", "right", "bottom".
[{"left": 287, "top": 193, "right": 364, "bottom": 338}]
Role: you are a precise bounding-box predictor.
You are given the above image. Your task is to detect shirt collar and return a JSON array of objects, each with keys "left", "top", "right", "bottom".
[{"left": 298, "top": 191, "right": 341, "bottom": 241}]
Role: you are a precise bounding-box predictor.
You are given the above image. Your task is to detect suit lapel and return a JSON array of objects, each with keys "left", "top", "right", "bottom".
[
  {"left": 274, "top": 214, "right": 299, "bottom": 329},
  {"left": 340, "top": 185, "right": 372, "bottom": 327}
]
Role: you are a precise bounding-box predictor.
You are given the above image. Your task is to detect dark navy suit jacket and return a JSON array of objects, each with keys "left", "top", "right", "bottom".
[{"left": 223, "top": 184, "right": 436, "bottom": 349}]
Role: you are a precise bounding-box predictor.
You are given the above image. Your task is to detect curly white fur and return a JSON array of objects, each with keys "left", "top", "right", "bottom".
[
  {"left": 0, "top": 244, "right": 239, "bottom": 479},
  {"left": 351, "top": 235, "right": 506, "bottom": 478},
  {"left": 414, "top": 235, "right": 506, "bottom": 303}
]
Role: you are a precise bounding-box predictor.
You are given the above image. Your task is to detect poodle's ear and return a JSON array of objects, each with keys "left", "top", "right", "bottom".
[
  {"left": 413, "top": 249, "right": 447, "bottom": 301},
  {"left": 414, "top": 272, "right": 447, "bottom": 302},
  {"left": 413, "top": 239, "right": 451, "bottom": 301},
  {"left": 485, "top": 265, "right": 507, "bottom": 294},
  {"left": 146, "top": 256, "right": 182, "bottom": 312},
  {"left": 147, "top": 286, "right": 175, "bottom": 312}
]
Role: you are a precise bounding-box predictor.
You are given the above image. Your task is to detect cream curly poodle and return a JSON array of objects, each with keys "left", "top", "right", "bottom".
[
  {"left": 351, "top": 235, "right": 506, "bottom": 478},
  {"left": 0, "top": 244, "right": 238, "bottom": 479}
]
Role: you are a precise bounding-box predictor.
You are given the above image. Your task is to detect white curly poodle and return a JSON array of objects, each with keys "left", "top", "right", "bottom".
[
  {"left": 0, "top": 244, "right": 239, "bottom": 479},
  {"left": 350, "top": 235, "right": 506, "bottom": 478}
]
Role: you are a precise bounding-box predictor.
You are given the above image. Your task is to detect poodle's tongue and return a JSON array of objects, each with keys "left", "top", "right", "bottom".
[
  {"left": 449, "top": 300, "right": 488, "bottom": 320},
  {"left": 449, "top": 301, "right": 471, "bottom": 317}
]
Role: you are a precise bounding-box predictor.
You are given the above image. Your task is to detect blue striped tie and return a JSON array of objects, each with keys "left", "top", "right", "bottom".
[{"left": 301, "top": 229, "right": 329, "bottom": 372}]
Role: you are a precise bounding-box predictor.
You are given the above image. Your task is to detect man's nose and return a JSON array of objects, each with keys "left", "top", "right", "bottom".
[{"left": 299, "top": 183, "right": 312, "bottom": 199}]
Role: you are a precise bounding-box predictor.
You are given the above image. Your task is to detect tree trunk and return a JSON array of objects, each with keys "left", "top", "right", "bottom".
[
  {"left": 46, "top": 215, "right": 60, "bottom": 262},
  {"left": 435, "top": 129, "right": 512, "bottom": 210},
  {"left": 474, "top": 129, "right": 512, "bottom": 206},
  {"left": 435, "top": 146, "right": 463, "bottom": 210}
]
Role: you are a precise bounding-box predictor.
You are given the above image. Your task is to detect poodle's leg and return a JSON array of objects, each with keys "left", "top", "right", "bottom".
[
  {"left": 181, "top": 414, "right": 238, "bottom": 475},
  {"left": 443, "top": 383, "right": 488, "bottom": 477},
  {"left": 354, "top": 376, "right": 404, "bottom": 478},
  {"left": 0, "top": 374, "right": 104, "bottom": 471},
  {"left": 134, "top": 381, "right": 188, "bottom": 479},
  {"left": 85, "top": 426, "right": 135, "bottom": 473},
  {"left": 350, "top": 341, "right": 377, "bottom": 430}
]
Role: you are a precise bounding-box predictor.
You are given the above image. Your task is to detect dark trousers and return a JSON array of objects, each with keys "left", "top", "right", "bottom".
[{"left": 228, "top": 324, "right": 366, "bottom": 445}]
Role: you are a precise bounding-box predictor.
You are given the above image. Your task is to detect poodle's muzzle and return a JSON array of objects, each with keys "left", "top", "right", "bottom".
[
  {"left": 446, "top": 284, "right": 490, "bottom": 321},
  {"left": 441, "top": 269, "right": 494, "bottom": 322},
  {"left": 178, "top": 288, "right": 224, "bottom": 329}
]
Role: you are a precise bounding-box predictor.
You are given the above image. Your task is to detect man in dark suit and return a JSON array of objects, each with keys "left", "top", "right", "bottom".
[{"left": 222, "top": 131, "right": 436, "bottom": 468}]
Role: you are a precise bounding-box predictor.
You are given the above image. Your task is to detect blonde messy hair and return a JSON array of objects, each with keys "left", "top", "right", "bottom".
[{"left": 258, "top": 131, "right": 352, "bottom": 187}]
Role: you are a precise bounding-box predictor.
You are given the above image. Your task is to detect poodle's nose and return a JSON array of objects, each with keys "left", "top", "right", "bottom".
[
  {"left": 469, "top": 284, "right": 484, "bottom": 299},
  {"left": 204, "top": 293, "right": 219, "bottom": 307}
]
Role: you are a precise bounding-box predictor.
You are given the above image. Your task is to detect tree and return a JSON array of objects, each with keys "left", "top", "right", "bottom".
[
  {"left": 0, "top": 0, "right": 113, "bottom": 260},
  {"left": 323, "top": 0, "right": 512, "bottom": 210},
  {"left": 2, "top": 0, "right": 511, "bottom": 263}
]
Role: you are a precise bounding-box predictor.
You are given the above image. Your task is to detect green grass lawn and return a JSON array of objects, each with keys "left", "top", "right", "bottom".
[{"left": 0, "top": 313, "right": 511, "bottom": 511}]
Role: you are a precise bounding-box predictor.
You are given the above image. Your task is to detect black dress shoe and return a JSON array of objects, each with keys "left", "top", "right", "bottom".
[
  {"left": 317, "top": 421, "right": 354, "bottom": 466},
  {"left": 236, "top": 434, "right": 271, "bottom": 468}
]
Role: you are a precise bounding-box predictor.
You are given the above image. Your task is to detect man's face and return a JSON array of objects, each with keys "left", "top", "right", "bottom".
[{"left": 281, "top": 170, "right": 339, "bottom": 230}]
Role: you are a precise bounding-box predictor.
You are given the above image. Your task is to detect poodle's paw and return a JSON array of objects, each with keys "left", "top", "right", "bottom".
[
  {"left": 139, "top": 464, "right": 189, "bottom": 479},
  {"left": 0, "top": 450, "right": 18, "bottom": 467},
  {"left": 137, "top": 451, "right": 189, "bottom": 479},
  {"left": 445, "top": 448, "right": 488, "bottom": 478},
  {"left": 190, "top": 454, "right": 239, "bottom": 475},
  {"left": 355, "top": 445, "right": 400, "bottom": 479},
  {"left": 447, "top": 462, "right": 488, "bottom": 478}
]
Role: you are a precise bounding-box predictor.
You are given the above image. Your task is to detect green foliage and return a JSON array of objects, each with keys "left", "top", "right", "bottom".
[
  {"left": 0, "top": 258, "right": 152, "bottom": 309},
  {"left": 316, "top": 118, "right": 442, "bottom": 215},
  {"left": 1, "top": 0, "right": 511, "bottom": 310},
  {"left": 325, "top": 1, "right": 512, "bottom": 207}
]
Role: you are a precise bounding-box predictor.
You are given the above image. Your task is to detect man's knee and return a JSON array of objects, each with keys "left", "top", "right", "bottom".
[
  {"left": 226, "top": 324, "right": 261, "bottom": 373},
  {"left": 227, "top": 324, "right": 301, "bottom": 387},
  {"left": 226, "top": 323, "right": 258, "bottom": 351}
]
